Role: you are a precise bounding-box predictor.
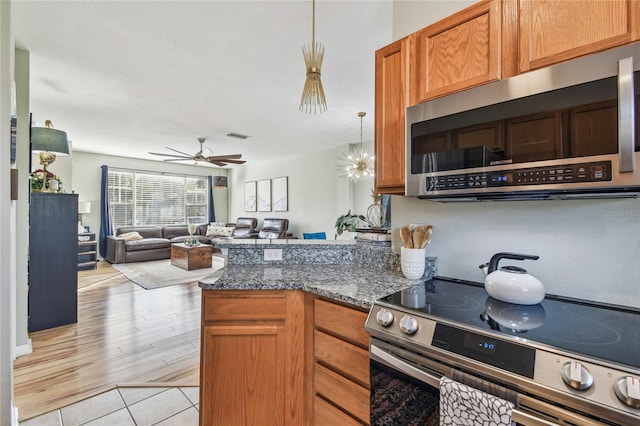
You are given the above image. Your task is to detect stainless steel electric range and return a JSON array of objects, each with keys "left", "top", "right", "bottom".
[{"left": 365, "top": 277, "right": 640, "bottom": 425}]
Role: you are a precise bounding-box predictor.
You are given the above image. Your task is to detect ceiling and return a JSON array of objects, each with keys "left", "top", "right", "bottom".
[{"left": 13, "top": 0, "right": 393, "bottom": 169}]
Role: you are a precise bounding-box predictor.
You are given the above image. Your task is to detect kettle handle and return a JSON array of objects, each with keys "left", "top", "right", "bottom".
[{"left": 488, "top": 252, "right": 539, "bottom": 274}]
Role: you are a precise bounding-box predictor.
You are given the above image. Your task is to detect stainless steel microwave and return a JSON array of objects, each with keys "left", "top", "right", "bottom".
[{"left": 405, "top": 41, "right": 640, "bottom": 201}]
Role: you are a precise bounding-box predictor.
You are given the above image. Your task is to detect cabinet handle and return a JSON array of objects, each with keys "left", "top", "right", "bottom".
[{"left": 618, "top": 56, "right": 635, "bottom": 173}]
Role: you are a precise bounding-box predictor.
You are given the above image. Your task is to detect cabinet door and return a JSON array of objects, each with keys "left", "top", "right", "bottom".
[
  {"left": 375, "top": 37, "right": 409, "bottom": 195},
  {"left": 200, "top": 324, "right": 285, "bottom": 426},
  {"left": 410, "top": 0, "right": 501, "bottom": 104},
  {"left": 519, "top": 0, "right": 640, "bottom": 73}
]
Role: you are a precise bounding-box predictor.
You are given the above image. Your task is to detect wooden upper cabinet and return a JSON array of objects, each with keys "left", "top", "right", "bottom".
[
  {"left": 410, "top": 0, "right": 501, "bottom": 105},
  {"left": 518, "top": 0, "right": 640, "bottom": 73},
  {"left": 374, "top": 37, "right": 409, "bottom": 195}
]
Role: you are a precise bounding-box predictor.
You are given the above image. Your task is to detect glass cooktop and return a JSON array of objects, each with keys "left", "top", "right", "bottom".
[{"left": 379, "top": 277, "right": 640, "bottom": 370}]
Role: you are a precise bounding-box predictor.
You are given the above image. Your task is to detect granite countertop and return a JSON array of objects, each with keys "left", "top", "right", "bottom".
[{"left": 199, "top": 264, "right": 420, "bottom": 309}]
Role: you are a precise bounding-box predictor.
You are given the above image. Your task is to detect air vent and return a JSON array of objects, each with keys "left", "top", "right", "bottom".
[{"left": 226, "top": 132, "right": 249, "bottom": 140}]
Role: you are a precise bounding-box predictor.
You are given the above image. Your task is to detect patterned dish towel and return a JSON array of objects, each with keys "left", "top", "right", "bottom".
[{"left": 439, "top": 377, "right": 514, "bottom": 426}]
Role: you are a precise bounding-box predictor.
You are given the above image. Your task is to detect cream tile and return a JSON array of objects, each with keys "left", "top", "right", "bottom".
[
  {"left": 19, "top": 410, "right": 62, "bottom": 426},
  {"left": 81, "top": 408, "right": 135, "bottom": 426},
  {"left": 60, "top": 389, "right": 125, "bottom": 426},
  {"left": 154, "top": 407, "right": 199, "bottom": 426},
  {"left": 118, "top": 387, "right": 169, "bottom": 406},
  {"left": 179, "top": 387, "right": 199, "bottom": 405},
  {"left": 128, "top": 388, "right": 191, "bottom": 425}
]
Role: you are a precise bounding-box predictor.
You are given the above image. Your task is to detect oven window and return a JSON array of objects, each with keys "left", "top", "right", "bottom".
[{"left": 370, "top": 360, "right": 439, "bottom": 426}]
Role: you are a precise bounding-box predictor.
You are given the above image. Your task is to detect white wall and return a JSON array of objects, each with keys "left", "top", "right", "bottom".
[
  {"left": 71, "top": 151, "right": 229, "bottom": 246},
  {"left": 390, "top": 1, "right": 640, "bottom": 307},
  {"left": 0, "top": 1, "right": 14, "bottom": 423},
  {"left": 229, "top": 144, "right": 374, "bottom": 239}
]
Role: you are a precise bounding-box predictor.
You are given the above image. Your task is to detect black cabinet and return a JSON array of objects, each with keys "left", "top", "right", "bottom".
[
  {"left": 28, "top": 193, "right": 78, "bottom": 332},
  {"left": 78, "top": 232, "right": 98, "bottom": 271}
]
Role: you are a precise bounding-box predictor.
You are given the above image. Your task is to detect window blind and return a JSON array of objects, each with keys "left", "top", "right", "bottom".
[{"left": 107, "top": 169, "right": 208, "bottom": 229}]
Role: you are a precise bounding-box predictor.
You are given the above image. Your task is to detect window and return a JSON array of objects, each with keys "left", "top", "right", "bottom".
[{"left": 108, "top": 169, "right": 209, "bottom": 229}]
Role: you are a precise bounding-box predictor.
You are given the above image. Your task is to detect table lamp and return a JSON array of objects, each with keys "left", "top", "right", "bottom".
[{"left": 31, "top": 120, "right": 70, "bottom": 191}]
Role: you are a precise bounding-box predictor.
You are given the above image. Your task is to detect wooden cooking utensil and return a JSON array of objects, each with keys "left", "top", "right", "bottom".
[
  {"left": 400, "top": 226, "right": 412, "bottom": 248},
  {"left": 420, "top": 226, "right": 433, "bottom": 249},
  {"left": 412, "top": 228, "right": 425, "bottom": 249}
]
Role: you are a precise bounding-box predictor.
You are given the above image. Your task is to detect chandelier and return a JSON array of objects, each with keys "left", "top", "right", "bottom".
[
  {"left": 300, "top": 0, "right": 327, "bottom": 114},
  {"left": 339, "top": 112, "right": 374, "bottom": 182}
]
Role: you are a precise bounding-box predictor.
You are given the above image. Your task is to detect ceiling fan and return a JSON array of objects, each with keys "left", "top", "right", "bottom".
[{"left": 149, "top": 137, "right": 246, "bottom": 167}]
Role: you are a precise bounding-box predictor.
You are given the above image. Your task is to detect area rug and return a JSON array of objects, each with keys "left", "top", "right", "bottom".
[{"left": 112, "top": 258, "right": 225, "bottom": 290}]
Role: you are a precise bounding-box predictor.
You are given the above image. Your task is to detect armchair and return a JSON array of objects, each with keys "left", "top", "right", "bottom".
[
  {"left": 258, "top": 218, "right": 289, "bottom": 239},
  {"left": 232, "top": 217, "right": 258, "bottom": 238}
]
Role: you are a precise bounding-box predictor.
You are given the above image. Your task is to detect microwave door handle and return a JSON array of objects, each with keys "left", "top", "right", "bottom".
[{"left": 618, "top": 56, "right": 635, "bottom": 173}]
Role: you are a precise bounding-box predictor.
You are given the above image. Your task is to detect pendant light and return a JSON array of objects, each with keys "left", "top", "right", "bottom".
[
  {"left": 300, "top": 0, "right": 327, "bottom": 114},
  {"left": 339, "top": 112, "right": 374, "bottom": 182}
]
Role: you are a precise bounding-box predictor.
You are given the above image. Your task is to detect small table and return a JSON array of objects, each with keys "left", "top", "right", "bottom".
[{"left": 171, "top": 243, "right": 213, "bottom": 271}]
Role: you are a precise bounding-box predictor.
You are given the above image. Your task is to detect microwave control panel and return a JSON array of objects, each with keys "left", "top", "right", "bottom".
[{"left": 426, "top": 161, "right": 612, "bottom": 192}]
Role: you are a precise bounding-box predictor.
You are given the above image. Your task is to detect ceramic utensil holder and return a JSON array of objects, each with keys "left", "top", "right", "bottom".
[{"left": 401, "top": 247, "right": 426, "bottom": 279}]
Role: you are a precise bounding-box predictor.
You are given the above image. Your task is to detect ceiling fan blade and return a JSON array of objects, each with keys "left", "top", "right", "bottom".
[
  {"left": 165, "top": 146, "right": 195, "bottom": 157},
  {"left": 206, "top": 154, "right": 243, "bottom": 160},
  {"left": 149, "top": 152, "right": 194, "bottom": 159},
  {"left": 217, "top": 159, "right": 246, "bottom": 164},
  {"left": 163, "top": 158, "right": 194, "bottom": 162},
  {"left": 209, "top": 160, "right": 227, "bottom": 167}
]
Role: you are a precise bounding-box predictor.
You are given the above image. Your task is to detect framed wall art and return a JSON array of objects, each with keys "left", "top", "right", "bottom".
[
  {"left": 257, "top": 179, "right": 271, "bottom": 212},
  {"left": 272, "top": 176, "right": 288, "bottom": 211},
  {"left": 244, "top": 181, "right": 256, "bottom": 212}
]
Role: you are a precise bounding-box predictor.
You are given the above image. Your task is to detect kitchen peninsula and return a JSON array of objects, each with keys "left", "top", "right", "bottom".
[{"left": 198, "top": 240, "right": 435, "bottom": 425}]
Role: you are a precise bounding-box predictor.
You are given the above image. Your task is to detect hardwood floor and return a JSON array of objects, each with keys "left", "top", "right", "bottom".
[{"left": 14, "top": 261, "right": 202, "bottom": 421}]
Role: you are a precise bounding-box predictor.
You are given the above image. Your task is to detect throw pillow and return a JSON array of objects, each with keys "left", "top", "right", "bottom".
[
  {"left": 119, "top": 231, "right": 143, "bottom": 242},
  {"left": 210, "top": 221, "right": 226, "bottom": 227},
  {"left": 206, "top": 225, "right": 234, "bottom": 237}
]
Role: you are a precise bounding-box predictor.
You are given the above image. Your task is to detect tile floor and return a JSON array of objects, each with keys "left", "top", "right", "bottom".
[{"left": 19, "top": 387, "right": 199, "bottom": 426}]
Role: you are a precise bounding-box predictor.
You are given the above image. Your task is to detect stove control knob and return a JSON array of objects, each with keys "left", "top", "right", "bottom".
[
  {"left": 614, "top": 376, "right": 640, "bottom": 409},
  {"left": 399, "top": 315, "right": 419, "bottom": 335},
  {"left": 560, "top": 361, "right": 593, "bottom": 391},
  {"left": 376, "top": 309, "right": 394, "bottom": 327}
]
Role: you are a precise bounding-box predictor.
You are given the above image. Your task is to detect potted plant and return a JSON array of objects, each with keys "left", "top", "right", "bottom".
[{"left": 334, "top": 210, "right": 366, "bottom": 239}]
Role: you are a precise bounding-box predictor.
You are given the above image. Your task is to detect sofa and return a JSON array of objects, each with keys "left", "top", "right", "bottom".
[{"left": 105, "top": 224, "right": 215, "bottom": 264}]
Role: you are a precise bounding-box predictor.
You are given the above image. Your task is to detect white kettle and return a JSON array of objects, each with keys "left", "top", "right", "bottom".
[{"left": 479, "top": 252, "right": 545, "bottom": 305}]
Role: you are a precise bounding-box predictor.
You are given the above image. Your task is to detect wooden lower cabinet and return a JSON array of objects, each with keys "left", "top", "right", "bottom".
[
  {"left": 200, "top": 290, "right": 306, "bottom": 426},
  {"left": 199, "top": 291, "right": 372, "bottom": 426},
  {"left": 313, "top": 298, "right": 370, "bottom": 425}
]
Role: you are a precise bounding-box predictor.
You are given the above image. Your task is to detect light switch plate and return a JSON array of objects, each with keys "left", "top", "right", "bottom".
[{"left": 264, "top": 248, "right": 283, "bottom": 261}]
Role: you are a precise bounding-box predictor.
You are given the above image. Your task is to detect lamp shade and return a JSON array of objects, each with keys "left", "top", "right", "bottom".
[
  {"left": 213, "top": 176, "right": 228, "bottom": 188},
  {"left": 78, "top": 201, "right": 91, "bottom": 214},
  {"left": 31, "top": 127, "right": 70, "bottom": 156}
]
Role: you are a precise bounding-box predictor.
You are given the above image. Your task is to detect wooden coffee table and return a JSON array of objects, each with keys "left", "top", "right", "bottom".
[{"left": 171, "top": 243, "right": 212, "bottom": 271}]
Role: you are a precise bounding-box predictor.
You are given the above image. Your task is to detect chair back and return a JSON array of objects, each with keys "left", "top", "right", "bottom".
[
  {"left": 258, "top": 218, "right": 289, "bottom": 239},
  {"left": 232, "top": 217, "right": 258, "bottom": 237}
]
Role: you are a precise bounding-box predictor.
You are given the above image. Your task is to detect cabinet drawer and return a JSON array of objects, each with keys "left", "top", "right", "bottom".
[
  {"left": 203, "top": 291, "right": 287, "bottom": 322},
  {"left": 314, "top": 395, "right": 363, "bottom": 426},
  {"left": 314, "top": 330, "right": 370, "bottom": 387},
  {"left": 314, "top": 298, "right": 369, "bottom": 349},
  {"left": 315, "top": 363, "right": 369, "bottom": 424}
]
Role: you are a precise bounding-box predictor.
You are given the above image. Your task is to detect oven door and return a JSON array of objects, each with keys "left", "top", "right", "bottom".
[{"left": 370, "top": 339, "right": 607, "bottom": 426}]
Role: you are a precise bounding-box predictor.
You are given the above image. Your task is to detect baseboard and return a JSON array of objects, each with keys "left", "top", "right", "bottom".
[{"left": 15, "top": 339, "right": 32, "bottom": 357}]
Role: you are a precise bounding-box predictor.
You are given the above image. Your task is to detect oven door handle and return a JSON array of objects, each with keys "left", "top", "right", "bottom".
[
  {"left": 371, "top": 344, "right": 560, "bottom": 426},
  {"left": 371, "top": 344, "right": 441, "bottom": 388}
]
